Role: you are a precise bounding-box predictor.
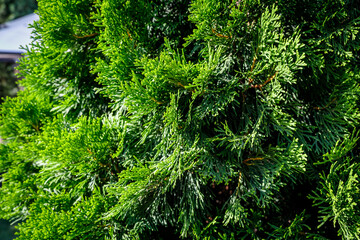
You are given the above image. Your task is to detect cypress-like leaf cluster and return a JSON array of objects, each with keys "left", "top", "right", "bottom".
[{"left": 0, "top": 0, "right": 360, "bottom": 239}]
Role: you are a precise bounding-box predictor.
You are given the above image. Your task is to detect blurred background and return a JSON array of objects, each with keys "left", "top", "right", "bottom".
[
  {"left": 0, "top": 0, "right": 37, "bottom": 239},
  {"left": 0, "top": 0, "right": 37, "bottom": 102}
]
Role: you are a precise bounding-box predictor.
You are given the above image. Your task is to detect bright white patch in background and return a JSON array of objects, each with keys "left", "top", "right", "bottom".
[{"left": 0, "top": 13, "right": 39, "bottom": 54}]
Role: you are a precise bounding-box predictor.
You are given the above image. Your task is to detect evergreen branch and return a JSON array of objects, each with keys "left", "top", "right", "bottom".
[
  {"left": 87, "top": 148, "right": 95, "bottom": 157},
  {"left": 248, "top": 47, "right": 259, "bottom": 84},
  {"left": 99, "top": 162, "right": 109, "bottom": 168},
  {"left": 241, "top": 92, "right": 246, "bottom": 102},
  {"left": 243, "top": 157, "right": 264, "bottom": 166},
  {"left": 126, "top": 29, "right": 137, "bottom": 47},
  {"left": 126, "top": 29, "right": 132, "bottom": 40},
  {"left": 313, "top": 98, "right": 337, "bottom": 111},
  {"left": 172, "top": 81, "right": 196, "bottom": 93},
  {"left": 110, "top": 156, "right": 121, "bottom": 174},
  {"left": 211, "top": 27, "right": 231, "bottom": 39},
  {"left": 250, "top": 56, "right": 257, "bottom": 73},
  {"left": 150, "top": 97, "right": 164, "bottom": 105},
  {"left": 72, "top": 32, "right": 99, "bottom": 39},
  {"left": 175, "top": 81, "right": 185, "bottom": 88},
  {"left": 31, "top": 123, "right": 40, "bottom": 132},
  {"left": 251, "top": 71, "right": 278, "bottom": 89}
]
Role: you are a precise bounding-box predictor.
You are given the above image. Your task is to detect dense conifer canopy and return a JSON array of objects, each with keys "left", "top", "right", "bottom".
[{"left": 0, "top": 0, "right": 360, "bottom": 239}]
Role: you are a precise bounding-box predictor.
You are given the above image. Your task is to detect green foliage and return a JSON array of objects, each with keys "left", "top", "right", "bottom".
[
  {"left": 1, "top": 0, "right": 360, "bottom": 239},
  {"left": 16, "top": 191, "right": 111, "bottom": 240},
  {"left": 311, "top": 133, "right": 360, "bottom": 239}
]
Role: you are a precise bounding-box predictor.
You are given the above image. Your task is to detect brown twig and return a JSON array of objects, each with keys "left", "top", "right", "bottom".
[
  {"left": 241, "top": 92, "right": 246, "bottom": 103},
  {"left": 173, "top": 81, "right": 196, "bottom": 94},
  {"left": 313, "top": 98, "right": 337, "bottom": 110},
  {"left": 251, "top": 72, "right": 278, "bottom": 89},
  {"left": 31, "top": 123, "right": 40, "bottom": 132},
  {"left": 175, "top": 82, "right": 185, "bottom": 88},
  {"left": 126, "top": 29, "right": 138, "bottom": 47},
  {"left": 250, "top": 56, "right": 257, "bottom": 72},
  {"left": 111, "top": 157, "right": 121, "bottom": 174},
  {"left": 87, "top": 148, "right": 95, "bottom": 157},
  {"left": 243, "top": 157, "right": 264, "bottom": 165},
  {"left": 248, "top": 47, "right": 259, "bottom": 84},
  {"left": 151, "top": 97, "right": 164, "bottom": 105},
  {"left": 72, "top": 32, "right": 99, "bottom": 39},
  {"left": 127, "top": 29, "right": 132, "bottom": 40},
  {"left": 212, "top": 28, "right": 231, "bottom": 39}
]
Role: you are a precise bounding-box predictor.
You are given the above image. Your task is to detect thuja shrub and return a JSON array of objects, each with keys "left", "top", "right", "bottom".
[{"left": 1, "top": 0, "right": 360, "bottom": 239}]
